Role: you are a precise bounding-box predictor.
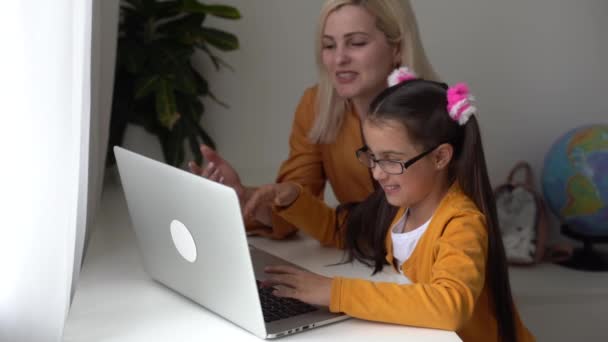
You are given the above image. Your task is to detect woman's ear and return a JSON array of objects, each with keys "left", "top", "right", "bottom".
[
  {"left": 434, "top": 143, "right": 453, "bottom": 170},
  {"left": 392, "top": 44, "right": 401, "bottom": 67}
]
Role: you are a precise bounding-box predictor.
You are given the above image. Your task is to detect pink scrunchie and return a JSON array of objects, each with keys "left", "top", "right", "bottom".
[
  {"left": 447, "top": 83, "right": 476, "bottom": 125},
  {"left": 386, "top": 68, "right": 476, "bottom": 125},
  {"left": 387, "top": 67, "right": 417, "bottom": 87}
]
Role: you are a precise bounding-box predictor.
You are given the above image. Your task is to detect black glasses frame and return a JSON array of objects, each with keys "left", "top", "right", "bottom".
[{"left": 355, "top": 144, "right": 440, "bottom": 175}]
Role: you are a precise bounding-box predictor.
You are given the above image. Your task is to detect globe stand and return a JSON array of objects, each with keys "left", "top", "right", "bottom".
[{"left": 557, "top": 224, "right": 608, "bottom": 272}]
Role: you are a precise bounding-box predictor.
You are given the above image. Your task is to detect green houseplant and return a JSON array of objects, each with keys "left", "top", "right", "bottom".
[{"left": 108, "top": 0, "right": 240, "bottom": 167}]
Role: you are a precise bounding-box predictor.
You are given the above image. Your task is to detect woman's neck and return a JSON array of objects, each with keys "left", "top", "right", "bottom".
[
  {"left": 350, "top": 82, "right": 389, "bottom": 120},
  {"left": 351, "top": 95, "right": 374, "bottom": 121}
]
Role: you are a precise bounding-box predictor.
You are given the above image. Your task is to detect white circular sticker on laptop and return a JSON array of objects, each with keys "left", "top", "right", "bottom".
[{"left": 170, "top": 219, "right": 197, "bottom": 263}]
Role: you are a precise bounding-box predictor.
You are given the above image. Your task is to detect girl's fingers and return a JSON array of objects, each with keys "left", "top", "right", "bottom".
[
  {"left": 272, "top": 285, "right": 299, "bottom": 300},
  {"left": 264, "top": 273, "right": 299, "bottom": 289},
  {"left": 265, "top": 265, "right": 302, "bottom": 275}
]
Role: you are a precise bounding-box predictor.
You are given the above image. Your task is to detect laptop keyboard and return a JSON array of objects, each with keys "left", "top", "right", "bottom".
[{"left": 257, "top": 281, "right": 318, "bottom": 323}]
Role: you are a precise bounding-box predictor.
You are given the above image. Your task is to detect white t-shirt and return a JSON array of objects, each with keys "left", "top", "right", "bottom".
[{"left": 391, "top": 210, "right": 432, "bottom": 270}]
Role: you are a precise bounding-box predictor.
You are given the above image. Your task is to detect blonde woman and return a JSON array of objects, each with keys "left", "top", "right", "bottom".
[{"left": 190, "top": 0, "right": 438, "bottom": 239}]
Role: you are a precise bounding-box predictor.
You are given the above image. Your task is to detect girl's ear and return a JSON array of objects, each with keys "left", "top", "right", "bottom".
[{"left": 433, "top": 143, "right": 453, "bottom": 170}]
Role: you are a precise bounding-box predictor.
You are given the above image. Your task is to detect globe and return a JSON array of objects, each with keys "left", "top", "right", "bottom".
[{"left": 542, "top": 124, "right": 608, "bottom": 237}]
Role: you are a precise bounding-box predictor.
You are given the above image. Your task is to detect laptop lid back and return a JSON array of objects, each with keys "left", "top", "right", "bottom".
[{"left": 114, "top": 146, "right": 266, "bottom": 338}]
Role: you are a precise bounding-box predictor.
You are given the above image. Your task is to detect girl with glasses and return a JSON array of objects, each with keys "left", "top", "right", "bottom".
[{"left": 255, "top": 70, "right": 535, "bottom": 342}]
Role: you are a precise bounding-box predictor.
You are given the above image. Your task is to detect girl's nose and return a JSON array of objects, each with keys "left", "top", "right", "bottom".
[{"left": 371, "top": 164, "right": 388, "bottom": 182}]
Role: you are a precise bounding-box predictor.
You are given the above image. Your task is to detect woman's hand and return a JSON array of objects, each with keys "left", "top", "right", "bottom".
[
  {"left": 262, "top": 265, "right": 333, "bottom": 307},
  {"left": 189, "top": 145, "right": 246, "bottom": 201},
  {"left": 243, "top": 182, "right": 301, "bottom": 222}
]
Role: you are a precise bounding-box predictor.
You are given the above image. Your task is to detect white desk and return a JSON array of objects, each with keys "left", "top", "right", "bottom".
[{"left": 62, "top": 183, "right": 460, "bottom": 341}]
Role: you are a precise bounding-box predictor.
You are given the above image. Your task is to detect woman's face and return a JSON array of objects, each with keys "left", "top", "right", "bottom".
[{"left": 321, "top": 5, "right": 399, "bottom": 103}]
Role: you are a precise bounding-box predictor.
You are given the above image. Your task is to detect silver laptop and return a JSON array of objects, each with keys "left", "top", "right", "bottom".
[{"left": 114, "top": 146, "right": 348, "bottom": 339}]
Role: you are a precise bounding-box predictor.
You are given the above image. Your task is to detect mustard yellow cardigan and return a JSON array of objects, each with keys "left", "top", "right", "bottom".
[{"left": 276, "top": 182, "right": 535, "bottom": 342}]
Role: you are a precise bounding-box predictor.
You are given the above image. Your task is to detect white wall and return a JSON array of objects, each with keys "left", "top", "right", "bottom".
[
  {"left": 193, "top": 0, "right": 325, "bottom": 185},
  {"left": 411, "top": 0, "right": 608, "bottom": 186}
]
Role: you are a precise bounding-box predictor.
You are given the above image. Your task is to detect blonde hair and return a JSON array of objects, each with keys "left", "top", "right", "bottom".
[{"left": 309, "top": 0, "right": 439, "bottom": 143}]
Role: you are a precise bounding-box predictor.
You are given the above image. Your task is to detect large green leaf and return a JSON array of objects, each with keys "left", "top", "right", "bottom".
[
  {"left": 181, "top": 0, "right": 241, "bottom": 19},
  {"left": 198, "top": 27, "right": 239, "bottom": 51},
  {"left": 155, "top": 79, "right": 181, "bottom": 130}
]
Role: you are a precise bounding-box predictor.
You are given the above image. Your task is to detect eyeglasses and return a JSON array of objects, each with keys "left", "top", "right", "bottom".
[{"left": 355, "top": 145, "right": 439, "bottom": 175}]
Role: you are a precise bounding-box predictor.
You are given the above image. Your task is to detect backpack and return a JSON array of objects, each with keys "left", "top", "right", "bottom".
[{"left": 494, "top": 161, "right": 548, "bottom": 265}]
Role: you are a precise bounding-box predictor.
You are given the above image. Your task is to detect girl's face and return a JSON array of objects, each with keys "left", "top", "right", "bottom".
[
  {"left": 321, "top": 5, "right": 399, "bottom": 102},
  {"left": 361, "top": 118, "right": 447, "bottom": 208}
]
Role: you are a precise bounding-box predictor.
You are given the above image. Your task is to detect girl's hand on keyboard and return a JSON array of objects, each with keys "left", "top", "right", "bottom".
[{"left": 262, "top": 265, "right": 332, "bottom": 307}]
